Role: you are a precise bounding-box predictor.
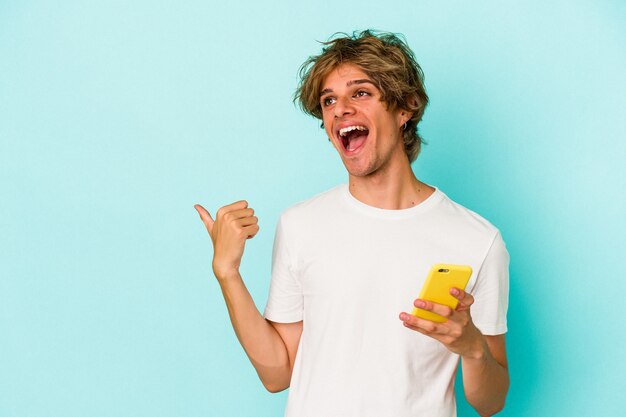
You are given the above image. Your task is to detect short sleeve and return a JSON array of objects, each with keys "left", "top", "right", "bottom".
[
  {"left": 263, "top": 214, "right": 304, "bottom": 323},
  {"left": 470, "top": 231, "right": 510, "bottom": 335}
]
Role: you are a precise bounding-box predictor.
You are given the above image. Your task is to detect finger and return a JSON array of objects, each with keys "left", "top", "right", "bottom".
[
  {"left": 234, "top": 215, "right": 258, "bottom": 228},
  {"left": 194, "top": 204, "right": 215, "bottom": 234},
  {"left": 243, "top": 224, "right": 260, "bottom": 239},
  {"left": 216, "top": 200, "right": 249, "bottom": 219},
  {"left": 399, "top": 312, "right": 441, "bottom": 334},
  {"left": 414, "top": 299, "right": 454, "bottom": 320},
  {"left": 401, "top": 320, "right": 451, "bottom": 339},
  {"left": 402, "top": 320, "right": 429, "bottom": 334},
  {"left": 450, "top": 288, "right": 474, "bottom": 308},
  {"left": 223, "top": 208, "right": 255, "bottom": 222}
]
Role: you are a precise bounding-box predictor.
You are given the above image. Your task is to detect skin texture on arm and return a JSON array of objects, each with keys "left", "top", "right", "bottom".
[
  {"left": 195, "top": 202, "right": 303, "bottom": 392},
  {"left": 462, "top": 334, "right": 509, "bottom": 416},
  {"left": 399, "top": 288, "right": 509, "bottom": 416},
  {"left": 268, "top": 320, "right": 303, "bottom": 387}
]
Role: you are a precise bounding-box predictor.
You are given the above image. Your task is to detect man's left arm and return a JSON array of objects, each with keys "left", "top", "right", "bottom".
[
  {"left": 462, "top": 331, "right": 509, "bottom": 416},
  {"left": 399, "top": 288, "right": 509, "bottom": 416}
]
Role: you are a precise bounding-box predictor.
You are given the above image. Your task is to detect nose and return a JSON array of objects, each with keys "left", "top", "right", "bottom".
[{"left": 333, "top": 96, "right": 355, "bottom": 118}]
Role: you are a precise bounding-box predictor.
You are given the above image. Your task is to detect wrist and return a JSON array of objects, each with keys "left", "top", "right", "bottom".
[
  {"left": 212, "top": 263, "right": 240, "bottom": 282},
  {"left": 462, "top": 329, "right": 489, "bottom": 361}
]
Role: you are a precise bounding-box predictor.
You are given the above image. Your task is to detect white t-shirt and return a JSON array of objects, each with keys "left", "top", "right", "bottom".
[{"left": 264, "top": 184, "right": 509, "bottom": 417}]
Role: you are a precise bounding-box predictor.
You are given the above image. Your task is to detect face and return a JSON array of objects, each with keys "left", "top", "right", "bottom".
[{"left": 319, "top": 63, "right": 410, "bottom": 178}]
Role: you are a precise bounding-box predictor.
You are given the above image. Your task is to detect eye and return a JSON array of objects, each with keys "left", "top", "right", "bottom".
[
  {"left": 322, "top": 96, "right": 336, "bottom": 107},
  {"left": 354, "top": 90, "right": 370, "bottom": 98}
]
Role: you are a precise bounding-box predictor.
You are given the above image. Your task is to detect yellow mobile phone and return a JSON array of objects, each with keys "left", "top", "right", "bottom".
[{"left": 412, "top": 264, "right": 472, "bottom": 323}]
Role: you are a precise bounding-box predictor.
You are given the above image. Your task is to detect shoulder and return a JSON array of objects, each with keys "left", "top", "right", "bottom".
[
  {"left": 278, "top": 184, "right": 346, "bottom": 226},
  {"left": 433, "top": 190, "right": 502, "bottom": 244}
]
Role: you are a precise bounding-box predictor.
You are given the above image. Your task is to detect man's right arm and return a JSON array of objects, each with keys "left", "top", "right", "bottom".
[{"left": 195, "top": 201, "right": 302, "bottom": 392}]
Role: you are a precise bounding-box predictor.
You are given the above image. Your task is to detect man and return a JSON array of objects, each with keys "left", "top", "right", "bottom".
[{"left": 195, "top": 30, "right": 509, "bottom": 417}]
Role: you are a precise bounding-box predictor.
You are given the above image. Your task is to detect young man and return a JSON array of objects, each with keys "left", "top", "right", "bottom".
[{"left": 195, "top": 30, "right": 509, "bottom": 417}]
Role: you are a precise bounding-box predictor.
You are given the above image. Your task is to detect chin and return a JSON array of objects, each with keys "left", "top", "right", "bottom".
[{"left": 343, "top": 160, "right": 378, "bottom": 178}]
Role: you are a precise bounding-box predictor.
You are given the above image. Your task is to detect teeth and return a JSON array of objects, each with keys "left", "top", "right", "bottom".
[{"left": 339, "top": 125, "right": 367, "bottom": 137}]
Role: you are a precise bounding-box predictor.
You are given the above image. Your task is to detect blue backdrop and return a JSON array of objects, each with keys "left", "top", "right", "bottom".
[{"left": 1, "top": 1, "right": 625, "bottom": 416}]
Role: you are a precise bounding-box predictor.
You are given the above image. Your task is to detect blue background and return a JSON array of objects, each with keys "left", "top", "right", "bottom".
[{"left": 1, "top": 1, "right": 625, "bottom": 416}]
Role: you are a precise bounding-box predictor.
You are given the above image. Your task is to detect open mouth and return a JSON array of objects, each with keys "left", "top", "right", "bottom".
[{"left": 338, "top": 125, "right": 369, "bottom": 153}]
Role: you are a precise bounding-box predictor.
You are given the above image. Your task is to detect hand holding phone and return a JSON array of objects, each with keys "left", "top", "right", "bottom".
[{"left": 412, "top": 264, "right": 472, "bottom": 323}]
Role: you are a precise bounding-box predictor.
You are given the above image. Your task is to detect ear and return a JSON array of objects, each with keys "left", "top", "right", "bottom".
[
  {"left": 399, "top": 110, "right": 414, "bottom": 126},
  {"left": 399, "top": 94, "right": 418, "bottom": 125}
]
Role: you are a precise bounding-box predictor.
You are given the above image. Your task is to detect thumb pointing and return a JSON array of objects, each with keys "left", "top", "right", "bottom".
[{"left": 194, "top": 204, "right": 215, "bottom": 235}]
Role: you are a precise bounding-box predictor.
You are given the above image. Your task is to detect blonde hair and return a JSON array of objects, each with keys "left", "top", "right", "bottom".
[{"left": 295, "top": 30, "right": 429, "bottom": 162}]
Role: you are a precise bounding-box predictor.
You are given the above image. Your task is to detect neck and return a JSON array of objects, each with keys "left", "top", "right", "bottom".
[{"left": 348, "top": 155, "right": 434, "bottom": 210}]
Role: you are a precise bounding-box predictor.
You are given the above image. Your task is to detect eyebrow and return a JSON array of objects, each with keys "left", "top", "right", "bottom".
[{"left": 319, "top": 79, "right": 376, "bottom": 97}]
